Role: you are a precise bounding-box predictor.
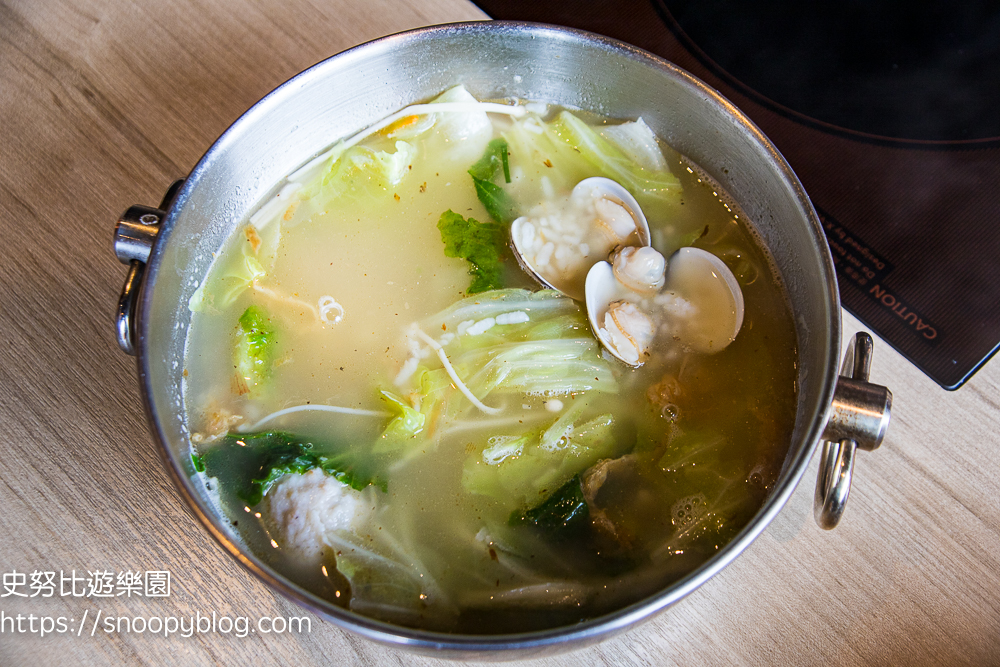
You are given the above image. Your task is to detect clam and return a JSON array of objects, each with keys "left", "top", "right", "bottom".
[
  {"left": 509, "top": 175, "right": 743, "bottom": 365},
  {"left": 510, "top": 177, "right": 650, "bottom": 301},
  {"left": 586, "top": 245, "right": 744, "bottom": 366},
  {"left": 658, "top": 247, "right": 744, "bottom": 354},
  {"left": 585, "top": 253, "right": 662, "bottom": 366},
  {"left": 585, "top": 260, "right": 655, "bottom": 366},
  {"left": 612, "top": 245, "right": 666, "bottom": 294}
]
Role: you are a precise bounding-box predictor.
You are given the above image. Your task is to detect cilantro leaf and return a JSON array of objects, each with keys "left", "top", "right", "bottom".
[{"left": 437, "top": 209, "right": 509, "bottom": 294}]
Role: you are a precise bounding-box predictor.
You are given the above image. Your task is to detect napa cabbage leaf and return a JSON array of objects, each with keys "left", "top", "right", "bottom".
[
  {"left": 599, "top": 117, "right": 669, "bottom": 172},
  {"left": 418, "top": 288, "right": 576, "bottom": 333},
  {"left": 324, "top": 516, "right": 457, "bottom": 628},
  {"left": 631, "top": 429, "right": 765, "bottom": 562},
  {"left": 500, "top": 111, "right": 681, "bottom": 223},
  {"left": 460, "top": 339, "right": 617, "bottom": 399},
  {"left": 548, "top": 111, "right": 681, "bottom": 209},
  {"left": 426, "top": 84, "right": 493, "bottom": 162},
  {"left": 390, "top": 290, "right": 617, "bottom": 442},
  {"left": 296, "top": 140, "right": 417, "bottom": 205},
  {"left": 397, "top": 290, "right": 616, "bottom": 423}
]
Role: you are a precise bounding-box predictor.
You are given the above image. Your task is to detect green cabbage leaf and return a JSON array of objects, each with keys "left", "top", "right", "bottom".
[
  {"left": 461, "top": 401, "right": 622, "bottom": 511},
  {"left": 548, "top": 111, "right": 681, "bottom": 210},
  {"left": 233, "top": 305, "right": 276, "bottom": 396},
  {"left": 373, "top": 390, "right": 426, "bottom": 454},
  {"left": 188, "top": 216, "right": 280, "bottom": 312}
]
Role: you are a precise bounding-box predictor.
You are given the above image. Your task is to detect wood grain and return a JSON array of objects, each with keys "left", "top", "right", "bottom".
[{"left": 2, "top": 0, "right": 999, "bottom": 664}]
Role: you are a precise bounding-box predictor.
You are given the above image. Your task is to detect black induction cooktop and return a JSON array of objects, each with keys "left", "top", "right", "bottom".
[{"left": 475, "top": 0, "right": 1000, "bottom": 389}]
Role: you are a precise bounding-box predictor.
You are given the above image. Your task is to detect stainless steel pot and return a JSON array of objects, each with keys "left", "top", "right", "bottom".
[{"left": 112, "top": 22, "right": 891, "bottom": 657}]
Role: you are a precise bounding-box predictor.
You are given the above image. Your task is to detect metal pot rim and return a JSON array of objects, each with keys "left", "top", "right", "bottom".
[{"left": 131, "top": 20, "right": 842, "bottom": 656}]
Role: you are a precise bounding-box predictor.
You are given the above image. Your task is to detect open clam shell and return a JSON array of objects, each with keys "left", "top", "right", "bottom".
[
  {"left": 660, "top": 247, "right": 745, "bottom": 354},
  {"left": 586, "top": 246, "right": 745, "bottom": 365},
  {"left": 585, "top": 260, "right": 656, "bottom": 366},
  {"left": 510, "top": 177, "right": 651, "bottom": 301}
]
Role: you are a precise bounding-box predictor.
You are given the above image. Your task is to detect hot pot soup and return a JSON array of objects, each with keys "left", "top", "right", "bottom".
[{"left": 182, "top": 86, "right": 797, "bottom": 633}]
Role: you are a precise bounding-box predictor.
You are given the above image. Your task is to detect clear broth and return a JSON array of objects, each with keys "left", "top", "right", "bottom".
[{"left": 183, "top": 98, "right": 798, "bottom": 632}]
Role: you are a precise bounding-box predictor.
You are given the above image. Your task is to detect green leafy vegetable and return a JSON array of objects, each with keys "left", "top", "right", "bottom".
[
  {"left": 324, "top": 521, "right": 457, "bottom": 627},
  {"left": 655, "top": 429, "right": 745, "bottom": 481},
  {"left": 649, "top": 465, "right": 757, "bottom": 562},
  {"left": 189, "top": 221, "right": 279, "bottom": 313},
  {"left": 234, "top": 305, "right": 277, "bottom": 396},
  {"left": 437, "top": 210, "right": 508, "bottom": 294},
  {"left": 426, "top": 85, "right": 493, "bottom": 160},
  {"left": 599, "top": 118, "right": 668, "bottom": 172},
  {"left": 468, "top": 138, "right": 518, "bottom": 224},
  {"left": 199, "top": 431, "right": 385, "bottom": 506},
  {"left": 470, "top": 177, "right": 519, "bottom": 225},
  {"left": 462, "top": 407, "right": 622, "bottom": 510},
  {"left": 191, "top": 454, "right": 205, "bottom": 472},
  {"left": 398, "top": 290, "right": 617, "bottom": 424},
  {"left": 419, "top": 288, "right": 575, "bottom": 332},
  {"left": 373, "top": 390, "right": 426, "bottom": 453},
  {"left": 548, "top": 111, "right": 681, "bottom": 208},
  {"left": 538, "top": 399, "right": 589, "bottom": 451},
  {"left": 499, "top": 111, "right": 682, "bottom": 225},
  {"left": 510, "top": 474, "right": 590, "bottom": 541},
  {"left": 502, "top": 117, "right": 592, "bottom": 193},
  {"left": 623, "top": 428, "right": 764, "bottom": 562},
  {"left": 462, "top": 339, "right": 618, "bottom": 399},
  {"left": 321, "top": 141, "right": 416, "bottom": 194},
  {"left": 469, "top": 138, "right": 511, "bottom": 183}
]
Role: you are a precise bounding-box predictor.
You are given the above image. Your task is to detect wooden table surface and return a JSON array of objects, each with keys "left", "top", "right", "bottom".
[{"left": 3, "top": 0, "right": 999, "bottom": 664}]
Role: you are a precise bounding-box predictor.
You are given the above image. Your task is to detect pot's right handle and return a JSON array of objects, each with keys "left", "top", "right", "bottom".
[
  {"left": 814, "top": 332, "right": 892, "bottom": 529},
  {"left": 113, "top": 180, "right": 185, "bottom": 355}
]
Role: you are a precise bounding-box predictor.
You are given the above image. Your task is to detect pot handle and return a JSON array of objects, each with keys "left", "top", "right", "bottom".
[
  {"left": 113, "top": 180, "right": 185, "bottom": 355},
  {"left": 814, "top": 332, "right": 892, "bottom": 529}
]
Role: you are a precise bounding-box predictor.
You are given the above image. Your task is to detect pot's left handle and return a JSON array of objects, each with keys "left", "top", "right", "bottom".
[{"left": 113, "top": 180, "right": 185, "bottom": 355}]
